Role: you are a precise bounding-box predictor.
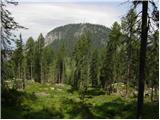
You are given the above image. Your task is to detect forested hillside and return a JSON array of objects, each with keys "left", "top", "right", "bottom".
[
  {"left": 1, "top": 0, "right": 159, "bottom": 119},
  {"left": 45, "top": 23, "right": 111, "bottom": 53}
]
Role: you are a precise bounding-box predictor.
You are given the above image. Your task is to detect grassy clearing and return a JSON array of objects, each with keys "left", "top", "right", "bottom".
[{"left": 2, "top": 81, "right": 159, "bottom": 119}]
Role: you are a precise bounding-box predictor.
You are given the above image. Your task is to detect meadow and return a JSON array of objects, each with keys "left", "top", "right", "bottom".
[{"left": 2, "top": 80, "right": 158, "bottom": 119}]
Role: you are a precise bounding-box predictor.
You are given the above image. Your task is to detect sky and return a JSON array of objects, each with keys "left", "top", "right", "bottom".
[{"left": 7, "top": 0, "right": 131, "bottom": 42}]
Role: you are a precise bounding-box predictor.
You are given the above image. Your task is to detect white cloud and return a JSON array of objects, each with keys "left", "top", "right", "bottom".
[
  {"left": 18, "top": 0, "right": 125, "bottom": 3},
  {"left": 7, "top": 2, "right": 127, "bottom": 42}
]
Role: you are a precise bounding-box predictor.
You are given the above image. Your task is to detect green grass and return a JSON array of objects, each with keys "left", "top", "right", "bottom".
[{"left": 2, "top": 81, "right": 159, "bottom": 119}]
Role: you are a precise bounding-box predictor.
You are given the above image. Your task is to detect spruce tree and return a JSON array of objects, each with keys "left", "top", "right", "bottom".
[
  {"left": 99, "top": 22, "right": 121, "bottom": 93},
  {"left": 99, "top": 44, "right": 113, "bottom": 93},
  {"left": 55, "top": 43, "right": 65, "bottom": 83},
  {"left": 73, "top": 33, "right": 91, "bottom": 98},
  {"left": 42, "top": 47, "right": 54, "bottom": 83},
  {"left": 90, "top": 49, "right": 98, "bottom": 87},
  {"left": 26, "top": 37, "right": 35, "bottom": 80},
  {"left": 33, "top": 33, "right": 45, "bottom": 83},
  {"left": 1, "top": 0, "right": 26, "bottom": 85},
  {"left": 146, "top": 30, "right": 159, "bottom": 102},
  {"left": 109, "top": 22, "right": 122, "bottom": 85},
  {"left": 121, "top": 9, "right": 138, "bottom": 96},
  {"left": 13, "top": 34, "right": 24, "bottom": 80}
]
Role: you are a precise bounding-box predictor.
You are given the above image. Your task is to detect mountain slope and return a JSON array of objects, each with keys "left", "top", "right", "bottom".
[{"left": 45, "top": 23, "right": 111, "bottom": 53}]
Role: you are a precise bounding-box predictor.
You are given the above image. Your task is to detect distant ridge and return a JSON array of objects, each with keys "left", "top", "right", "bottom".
[{"left": 45, "top": 23, "right": 111, "bottom": 52}]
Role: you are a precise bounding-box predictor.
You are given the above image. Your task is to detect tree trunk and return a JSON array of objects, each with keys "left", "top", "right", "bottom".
[
  {"left": 18, "top": 64, "right": 21, "bottom": 79},
  {"left": 151, "top": 84, "right": 154, "bottom": 102},
  {"left": 31, "top": 62, "right": 33, "bottom": 80},
  {"left": 40, "top": 62, "right": 43, "bottom": 84},
  {"left": 22, "top": 67, "right": 26, "bottom": 89},
  {"left": 125, "top": 80, "right": 128, "bottom": 96},
  {"left": 155, "top": 86, "right": 158, "bottom": 101},
  {"left": 136, "top": 1, "right": 148, "bottom": 118},
  {"left": 58, "top": 71, "right": 61, "bottom": 83},
  {"left": 126, "top": 27, "right": 132, "bottom": 97}
]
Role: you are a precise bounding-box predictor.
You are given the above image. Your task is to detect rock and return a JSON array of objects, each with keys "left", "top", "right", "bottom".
[
  {"left": 50, "top": 87, "right": 55, "bottom": 90},
  {"left": 45, "top": 23, "right": 111, "bottom": 53},
  {"left": 133, "top": 91, "right": 138, "bottom": 97},
  {"left": 35, "top": 92, "right": 49, "bottom": 96}
]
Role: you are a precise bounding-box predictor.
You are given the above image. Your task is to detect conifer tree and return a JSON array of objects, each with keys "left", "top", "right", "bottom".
[
  {"left": 90, "top": 49, "right": 98, "bottom": 87},
  {"left": 55, "top": 43, "right": 65, "bottom": 83},
  {"left": 99, "top": 22, "right": 121, "bottom": 93},
  {"left": 121, "top": 9, "right": 138, "bottom": 96},
  {"left": 73, "top": 33, "right": 91, "bottom": 98},
  {"left": 99, "top": 44, "right": 113, "bottom": 93},
  {"left": 13, "top": 34, "right": 24, "bottom": 80},
  {"left": 33, "top": 33, "right": 45, "bottom": 83},
  {"left": 109, "top": 22, "right": 122, "bottom": 84},
  {"left": 26, "top": 37, "right": 35, "bottom": 80},
  {"left": 42, "top": 47, "right": 54, "bottom": 83},
  {"left": 146, "top": 30, "right": 159, "bottom": 102},
  {"left": 1, "top": 0, "right": 26, "bottom": 84}
]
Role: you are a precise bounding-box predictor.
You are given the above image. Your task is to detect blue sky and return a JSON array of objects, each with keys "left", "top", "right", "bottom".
[{"left": 7, "top": 0, "right": 132, "bottom": 42}]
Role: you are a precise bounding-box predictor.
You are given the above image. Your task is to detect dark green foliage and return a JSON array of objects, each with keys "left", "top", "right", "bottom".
[
  {"left": 1, "top": 82, "right": 158, "bottom": 119},
  {"left": 3, "top": 60, "right": 15, "bottom": 80},
  {"left": 89, "top": 49, "right": 98, "bottom": 87},
  {"left": 55, "top": 43, "right": 65, "bottom": 83},
  {"left": 33, "top": 33, "right": 45, "bottom": 83},
  {"left": 121, "top": 9, "right": 139, "bottom": 94},
  {"left": 1, "top": 0, "right": 26, "bottom": 84},
  {"left": 85, "top": 88, "right": 105, "bottom": 96},
  {"left": 100, "top": 48, "right": 113, "bottom": 91},
  {"left": 108, "top": 22, "right": 122, "bottom": 84},
  {"left": 72, "top": 33, "right": 91, "bottom": 91},
  {"left": 41, "top": 47, "right": 55, "bottom": 83},
  {"left": 1, "top": 0, "right": 158, "bottom": 119},
  {"left": 2, "top": 4, "right": 159, "bottom": 118},
  {"left": 99, "top": 22, "right": 122, "bottom": 91},
  {"left": 12, "top": 34, "right": 24, "bottom": 79},
  {"left": 146, "top": 30, "right": 159, "bottom": 101},
  {"left": 26, "top": 37, "right": 35, "bottom": 80}
]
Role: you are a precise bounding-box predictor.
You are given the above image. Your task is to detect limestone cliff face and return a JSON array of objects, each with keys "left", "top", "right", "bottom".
[{"left": 45, "top": 23, "right": 111, "bottom": 52}]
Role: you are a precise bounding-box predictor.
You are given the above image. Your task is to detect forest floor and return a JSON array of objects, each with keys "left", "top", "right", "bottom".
[{"left": 2, "top": 80, "right": 159, "bottom": 119}]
